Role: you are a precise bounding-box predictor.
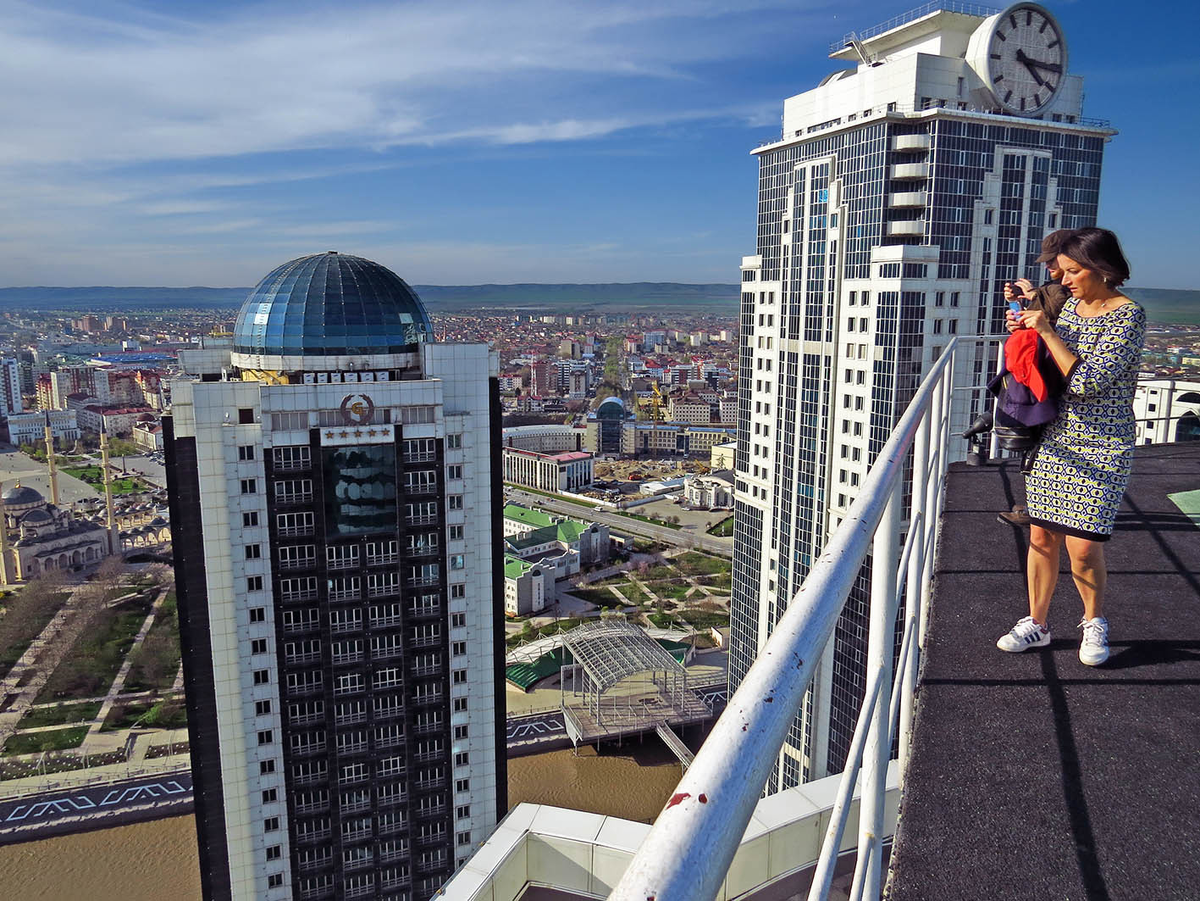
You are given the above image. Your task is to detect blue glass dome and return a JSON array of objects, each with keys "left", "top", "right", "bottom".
[{"left": 233, "top": 252, "right": 433, "bottom": 357}]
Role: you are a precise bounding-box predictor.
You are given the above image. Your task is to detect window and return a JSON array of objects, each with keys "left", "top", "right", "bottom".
[
  {"left": 454, "top": 751, "right": 470, "bottom": 766},
  {"left": 267, "top": 874, "right": 283, "bottom": 889},
  {"left": 453, "top": 698, "right": 468, "bottom": 713},
  {"left": 240, "top": 479, "right": 257, "bottom": 495},
  {"left": 252, "top": 639, "right": 268, "bottom": 655},
  {"left": 456, "top": 778, "right": 470, "bottom": 794},
  {"left": 449, "top": 554, "right": 465, "bottom": 570},
  {"left": 249, "top": 605, "right": 266, "bottom": 622},
  {"left": 448, "top": 495, "right": 463, "bottom": 510},
  {"left": 450, "top": 585, "right": 465, "bottom": 600},
  {"left": 260, "top": 759, "right": 276, "bottom": 775},
  {"left": 984, "top": 208, "right": 994, "bottom": 225},
  {"left": 933, "top": 320, "right": 943, "bottom": 335},
  {"left": 247, "top": 577, "right": 264, "bottom": 593},
  {"left": 457, "top": 803, "right": 471, "bottom": 819},
  {"left": 950, "top": 292, "right": 960, "bottom": 307},
  {"left": 264, "top": 815, "right": 279, "bottom": 831},
  {"left": 238, "top": 445, "right": 255, "bottom": 461},
  {"left": 253, "top": 669, "right": 270, "bottom": 685},
  {"left": 256, "top": 699, "right": 272, "bottom": 716},
  {"left": 245, "top": 544, "right": 261, "bottom": 560},
  {"left": 272, "top": 445, "right": 311, "bottom": 470},
  {"left": 452, "top": 669, "right": 467, "bottom": 685},
  {"left": 238, "top": 408, "right": 255, "bottom": 424},
  {"left": 935, "top": 291, "right": 944, "bottom": 307},
  {"left": 451, "top": 613, "right": 466, "bottom": 629},
  {"left": 266, "top": 846, "right": 281, "bottom": 861},
  {"left": 447, "top": 434, "right": 462, "bottom": 449},
  {"left": 262, "top": 789, "right": 278, "bottom": 804},
  {"left": 458, "top": 831, "right": 472, "bottom": 846},
  {"left": 948, "top": 320, "right": 958, "bottom": 334},
  {"left": 454, "top": 724, "right": 468, "bottom": 739},
  {"left": 447, "top": 465, "right": 463, "bottom": 480},
  {"left": 242, "top": 511, "right": 259, "bottom": 527},
  {"left": 452, "top": 642, "right": 466, "bottom": 657},
  {"left": 448, "top": 525, "right": 463, "bottom": 541}
]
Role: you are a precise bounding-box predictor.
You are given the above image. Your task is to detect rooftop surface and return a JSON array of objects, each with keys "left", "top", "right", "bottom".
[{"left": 889, "top": 443, "right": 1200, "bottom": 899}]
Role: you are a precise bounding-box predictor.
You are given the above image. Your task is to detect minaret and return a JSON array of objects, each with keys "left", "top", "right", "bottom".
[
  {"left": 100, "top": 426, "right": 119, "bottom": 556},
  {"left": 43, "top": 413, "right": 60, "bottom": 506},
  {"left": 0, "top": 481, "right": 10, "bottom": 586}
]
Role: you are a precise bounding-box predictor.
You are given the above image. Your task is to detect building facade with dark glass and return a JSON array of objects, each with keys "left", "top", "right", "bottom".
[
  {"left": 167, "top": 253, "right": 504, "bottom": 901},
  {"left": 730, "top": 6, "right": 1112, "bottom": 789}
]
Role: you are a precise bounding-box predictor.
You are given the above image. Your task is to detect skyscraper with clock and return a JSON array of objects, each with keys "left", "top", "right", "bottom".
[
  {"left": 166, "top": 251, "right": 506, "bottom": 901},
  {"left": 730, "top": 2, "right": 1113, "bottom": 790}
]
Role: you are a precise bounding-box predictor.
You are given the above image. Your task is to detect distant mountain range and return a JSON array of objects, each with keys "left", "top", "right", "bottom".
[{"left": 0, "top": 283, "right": 1195, "bottom": 323}]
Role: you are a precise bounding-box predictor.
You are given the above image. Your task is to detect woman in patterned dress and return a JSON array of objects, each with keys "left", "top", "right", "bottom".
[{"left": 996, "top": 228, "right": 1146, "bottom": 666}]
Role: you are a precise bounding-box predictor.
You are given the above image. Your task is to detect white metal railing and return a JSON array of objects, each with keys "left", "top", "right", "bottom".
[{"left": 610, "top": 339, "right": 958, "bottom": 901}]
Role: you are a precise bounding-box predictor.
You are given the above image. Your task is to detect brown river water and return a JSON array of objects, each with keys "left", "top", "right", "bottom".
[{"left": 0, "top": 741, "right": 689, "bottom": 899}]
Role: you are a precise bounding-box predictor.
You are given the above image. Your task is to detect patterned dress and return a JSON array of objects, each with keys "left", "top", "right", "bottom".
[{"left": 1025, "top": 296, "right": 1147, "bottom": 540}]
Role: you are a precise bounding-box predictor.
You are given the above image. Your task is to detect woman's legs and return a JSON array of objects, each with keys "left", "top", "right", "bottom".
[
  {"left": 1063, "top": 535, "right": 1106, "bottom": 620},
  {"left": 1027, "top": 525, "right": 1064, "bottom": 623}
]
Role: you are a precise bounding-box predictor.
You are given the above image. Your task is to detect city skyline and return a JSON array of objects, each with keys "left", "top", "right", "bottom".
[{"left": 2, "top": 0, "right": 1197, "bottom": 289}]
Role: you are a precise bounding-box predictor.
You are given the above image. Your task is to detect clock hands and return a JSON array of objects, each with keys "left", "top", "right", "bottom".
[{"left": 1014, "top": 48, "right": 1062, "bottom": 83}]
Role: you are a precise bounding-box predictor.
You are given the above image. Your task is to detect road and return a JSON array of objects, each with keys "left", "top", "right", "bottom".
[
  {"left": 506, "top": 488, "right": 732, "bottom": 556},
  {"left": 0, "top": 772, "right": 193, "bottom": 841}
]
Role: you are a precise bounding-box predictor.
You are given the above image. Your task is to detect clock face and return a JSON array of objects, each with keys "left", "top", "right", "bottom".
[{"left": 983, "top": 4, "right": 1067, "bottom": 115}]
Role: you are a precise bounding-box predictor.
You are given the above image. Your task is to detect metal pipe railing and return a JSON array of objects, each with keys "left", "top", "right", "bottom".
[{"left": 609, "top": 340, "right": 959, "bottom": 901}]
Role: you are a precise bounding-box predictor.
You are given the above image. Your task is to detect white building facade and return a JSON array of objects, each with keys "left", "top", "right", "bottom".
[
  {"left": 167, "top": 253, "right": 505, "bottom": 901},
  {"left": 1134, "top": 379, "right": 1200, "bottom": 445},
  {"left": 731, "top": 3, "right": 1114, "bottom": 790},
  {"left": 501, "top": 448, "right": 594, "bottom": 493}
]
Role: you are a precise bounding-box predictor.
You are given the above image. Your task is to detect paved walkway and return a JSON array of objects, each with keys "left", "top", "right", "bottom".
[{"left": 889, "top": 445, "right": 1200, "bottom": 901}]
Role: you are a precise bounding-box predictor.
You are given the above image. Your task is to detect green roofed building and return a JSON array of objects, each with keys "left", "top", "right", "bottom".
[
  {"left": 502, "top": 504, "right": 611, "bottom": 582},
  {"left": 504, "top": 554, "right": 552, "bottom": 616}
]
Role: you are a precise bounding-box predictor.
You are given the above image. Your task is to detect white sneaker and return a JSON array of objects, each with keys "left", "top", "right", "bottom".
[
  {"left": 997, "top": 616, "right": 1051, "bottom": 652},
  {"left": 1078, "top": 617, "right": 1110, "bottom": 666}
]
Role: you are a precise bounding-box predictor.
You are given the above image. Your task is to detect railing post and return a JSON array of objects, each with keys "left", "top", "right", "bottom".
[
  {"left": 898, "top": 393, "right": 932, "bottom": 782},
  {"left": 918, "top": 374, "right": 945, "bottom": 649},
  {"left": 855, "top": 478, "right": 901, "bottom": 898}
]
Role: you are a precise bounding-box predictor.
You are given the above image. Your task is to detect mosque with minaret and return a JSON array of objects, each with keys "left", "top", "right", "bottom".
[{"left": 0, "top": 417, "right": 122, "bottom": 583}]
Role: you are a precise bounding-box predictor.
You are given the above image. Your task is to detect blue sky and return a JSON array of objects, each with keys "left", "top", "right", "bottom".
[{"left": 1, "top": 0, "right": 1197, "bottom": 289}]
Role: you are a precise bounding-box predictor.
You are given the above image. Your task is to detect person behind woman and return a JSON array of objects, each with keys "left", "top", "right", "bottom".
[
  {"left": 997, "top": 229, "right": 1074, "bottom": 526},
  {"left": 996, "top": 227, "right": 1146, "bottom": 665}
]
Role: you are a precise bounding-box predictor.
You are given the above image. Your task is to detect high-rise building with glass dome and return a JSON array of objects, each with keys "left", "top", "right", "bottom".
[{"left": 165, "top": 252, "right": 505, "bottom": 901}]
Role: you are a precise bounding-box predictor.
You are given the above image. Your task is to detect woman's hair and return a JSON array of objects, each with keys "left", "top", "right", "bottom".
[
  {"left": 1056, "top": 227, "right": 1131, "bottom": 287},
  {"left": 1036, "top": 228, "right": 1073, "bottom": 264}
]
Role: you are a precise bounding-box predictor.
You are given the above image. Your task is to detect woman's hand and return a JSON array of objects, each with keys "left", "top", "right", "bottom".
[
  {"left": 1014, "top": 278, "right": 1035, "bottom": 298},
  {"left": 1005, "top": 309, "right": 1022, "bottom": 334},
  {"left": 1018, "top": 308, "right": 1054, "bottom": 337}
]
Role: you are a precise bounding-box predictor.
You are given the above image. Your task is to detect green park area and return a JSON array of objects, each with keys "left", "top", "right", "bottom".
[
  {"left": 2, "top": 726, "right": 90, "bottom": 757},
  {"left": 20, "top": 701, "right": 103, "bottom": 729},
  {"left": 707, "top": 516, "right": 734, "bottom": 537},
  {"left": 61, "top": 465, "right": 143, "bottom": 495},
  {"left": 0, "top": 582, "right": 69, "bottom": 678},
  {"left": 35, "top": 593, "right": 155, "bottom": 703}
]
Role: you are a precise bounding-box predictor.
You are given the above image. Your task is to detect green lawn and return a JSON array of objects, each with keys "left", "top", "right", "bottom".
[
  {"left": 641, "top": 564, "right": 675, "bottom": 581},
  {"left": 647, "top": 581, "right": 693, "bottom": 601},
  {"left": 647, "top": 613, "right": 677, "bottom": 628},
  {"left": 706, "top": 516, "right": 734, "bottom": 537},
  {"left": 695, "top": 573, "right": 733, "bottom": 591},
  {"left": 506, "top": 616, "right": 590, "bottom": 649},
  {"left": 61, "top": 466, "right": 143, "bottom": 495},
  {"left": 566, "top": 587, "right": 629, "bottom": 608},
  {"left": 20, "top": 702, "right": 102, "bottom": 729},
  {"left": 0, "top": 590, "right": 68, "bottom": 678},
  {"left": 3, "top": 726, "right": 90, "bottom": 756},
  {"left": 677, "top": 608, "right": 730, "bottom": 630},
  {"left": 124, "top": 593, "right": 180, "bottom": 693},
  {"left": 674, "top": 552, "right": 732, "bottom": 577},
  {"left": 102, "top": 699, "right": 187, "bottom": 732},
  {"left": 36, "top": 595, "right": 154, "bottom": 703}
]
